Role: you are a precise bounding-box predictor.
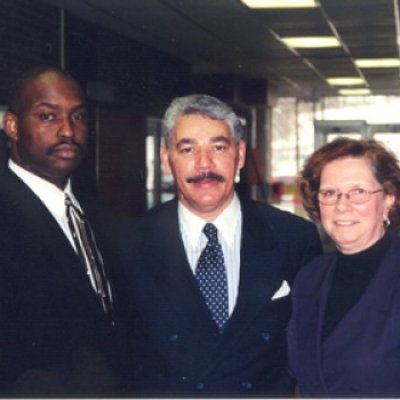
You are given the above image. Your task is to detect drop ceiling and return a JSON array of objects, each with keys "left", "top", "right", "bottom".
[{"left": 42, "top": 0, "right": 400, "bottom": 100}]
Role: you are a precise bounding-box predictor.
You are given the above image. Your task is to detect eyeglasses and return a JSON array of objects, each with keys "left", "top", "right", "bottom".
[{"left": 318, "top": 188, "right": 385, "bottom": 206}]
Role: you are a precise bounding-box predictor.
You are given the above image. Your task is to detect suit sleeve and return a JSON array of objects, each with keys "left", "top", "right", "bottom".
[{"left": 301, "top": 223, "right": 322, "bottom": 266}]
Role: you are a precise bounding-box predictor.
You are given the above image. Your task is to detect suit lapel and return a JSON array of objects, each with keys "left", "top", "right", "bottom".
[
  {"left": 313, "top": 255, "right": 337, "bottom": 391},
  {"left": 0, "top": 170, "right": 78, "bottom": 263},
  {"left": 152, "top": 200, "right": 288, "bottom": 337},
  {"left": 148, "top": 201, "right": 221, "bottom": 335},
  {"left": 224, "top": 200, "right": 285, "bottom": 336},
  {"left": 324, "top": 234, "right": 400, "bottom": 347},
  {"left": 0, "top": 170, "right": 107, "bottom": 306},
  {"left": 140, "top": 201, "right": 224, "bottom": 375},
  {"left": 318, "top": 235, "right": 400, "bottom": 391},
  {"left": 1, "top": 170, "right": 112, "bottom": 320}
]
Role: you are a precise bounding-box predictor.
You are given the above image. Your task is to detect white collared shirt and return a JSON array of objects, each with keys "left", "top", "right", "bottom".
[
  {"left": 9, "top": 159, "right": 80, "bottom": 251},
  {"left": 178, "top": 193, "right": 242, "bottom": 315}
]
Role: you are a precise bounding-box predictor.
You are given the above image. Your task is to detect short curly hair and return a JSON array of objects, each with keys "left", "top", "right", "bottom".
[{"left": 298, "top": 137, "right": 400, "bottom": 231}]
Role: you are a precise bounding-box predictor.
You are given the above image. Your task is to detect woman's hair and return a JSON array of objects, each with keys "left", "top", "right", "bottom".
[{"left": 299, "top": 137, "right": 400, "bottom": 230}]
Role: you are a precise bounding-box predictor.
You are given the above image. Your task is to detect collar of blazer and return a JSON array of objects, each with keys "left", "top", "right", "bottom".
[
  {"left": 140, "top": 198, "right": 286, "bottom": 336},
  {"left": 0, "top": 169, "right": 81, "bottom": 265}
]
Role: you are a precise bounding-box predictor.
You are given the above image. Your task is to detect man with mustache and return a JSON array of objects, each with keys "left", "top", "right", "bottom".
[
  {"left": 123, "top": 94, "right": 322, "bottom": 396},
  {"left": 0, "top": 66, "right": 124, "bottom": 395}
]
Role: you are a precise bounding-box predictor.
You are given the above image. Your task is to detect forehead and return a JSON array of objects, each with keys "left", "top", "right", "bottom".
[
  {"left": 321, "top": 157, "right": 376, "bottom": 183},
  {"left": 20, "top": 72, "right": 84, "bottom": 111},
  {"left": 172, "top": 114, "right": 232, "bottom": 140}
]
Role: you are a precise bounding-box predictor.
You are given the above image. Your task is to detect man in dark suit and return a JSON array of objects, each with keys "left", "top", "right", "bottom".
[
  {"left": 123, "top": 94, "right": 322, "bottom": 397},
  {"left": 0, "top": 66, "right": 124, "bottom": 395}
]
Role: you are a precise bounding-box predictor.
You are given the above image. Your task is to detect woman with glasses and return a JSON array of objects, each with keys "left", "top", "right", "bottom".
[{"left": 288, "top": 137, "right": 400, "bottom": 397}]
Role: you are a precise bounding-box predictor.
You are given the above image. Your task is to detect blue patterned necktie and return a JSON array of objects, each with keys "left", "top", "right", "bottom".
[{"left": 195, "top": 223, "right": 229, "bottom": 332}]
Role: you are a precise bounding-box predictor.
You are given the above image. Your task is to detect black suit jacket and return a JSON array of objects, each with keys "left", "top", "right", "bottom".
[
  {"left": 0, "top": 169, "right": 124, "bottom": 396},
  {"left": 123, "top": 198, "right": 322, "bottom": 397}
]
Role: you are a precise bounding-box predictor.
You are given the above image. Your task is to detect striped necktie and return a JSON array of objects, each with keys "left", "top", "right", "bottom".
[{"left": 65, "top": 194, "right": 114, "bottom": 322}]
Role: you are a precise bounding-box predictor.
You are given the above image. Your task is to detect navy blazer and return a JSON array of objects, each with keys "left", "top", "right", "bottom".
[
  {"left": 0, "top": 169, "right": 124, "bottom": 395},
  {"left": 123, "top": 198, "right": 321, "bottom": 397},
  {"left": 288, "top": 233, "right": 400, "bottom": 397}
]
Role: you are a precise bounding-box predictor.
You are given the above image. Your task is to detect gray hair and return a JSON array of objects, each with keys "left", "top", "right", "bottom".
[{"left": 161, "top": 94, "right": 244, "bottom": 146}]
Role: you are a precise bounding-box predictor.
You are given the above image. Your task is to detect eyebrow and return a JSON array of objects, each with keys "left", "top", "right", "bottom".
[
  {"left": 210, "top": 136, "right": 231, "bottom": 144},
  {"left": 33, "top": 102, "right": 87, "bottom": 112},
  {"left": 176, "top": 135, "right": 232, "bottom": 148}
]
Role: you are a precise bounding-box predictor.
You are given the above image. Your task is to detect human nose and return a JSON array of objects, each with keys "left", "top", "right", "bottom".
[
  {"left": 196, "top": 148, "right": 213, "bottom": 169},
  {"left": 335, "top": 192, "right": 352, "bottom": 210},
  {"left": 58, "top": 116, "right": 74, "bottom": 138}
]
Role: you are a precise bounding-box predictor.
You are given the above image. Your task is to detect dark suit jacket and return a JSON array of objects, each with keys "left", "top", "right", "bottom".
[
  {"left": 288, "top": 233, "right": 400, "bottom": 397},
  {"left": 0, "top": 169, "right": 124, "bottom": 396},
  {"left": 122, "top": 198, "right": 321, "bottom": 397}
]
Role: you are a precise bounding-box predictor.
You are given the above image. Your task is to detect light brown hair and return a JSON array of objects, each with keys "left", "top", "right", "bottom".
[{"left": 299, "top": 137, "right": 400, "bottom": 230}]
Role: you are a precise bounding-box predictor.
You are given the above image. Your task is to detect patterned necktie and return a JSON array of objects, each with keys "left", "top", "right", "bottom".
[
  {"left": 195, "top": 223, "right": 229, "bottom": 332},
  {"left": 65, "top": 194, "right": 114, "bottom": 322}
]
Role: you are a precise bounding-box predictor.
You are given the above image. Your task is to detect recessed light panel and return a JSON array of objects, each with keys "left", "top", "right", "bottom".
[
  {"left": 339, "top": 88, "right": 371, "bottom": 96},
  {"left": 355, "top": 59, "right": 400, "bottom": 68},
  {"left": 327, "top": 77, "right": 365, "bottom": 86},
  {"left": 241, "top": 0, "right": 317, "bottom": 8},
  {"left": 281, "top": 37, "right": 341, "bottom": 48}
]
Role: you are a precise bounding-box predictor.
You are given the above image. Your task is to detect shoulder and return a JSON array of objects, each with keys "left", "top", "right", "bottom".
[
  {"left": 132, "top": 199, "right": 177, "bottom": 233},
  {"left": 241, "top": 199, "right": 322, "bottom": 280},
  {"left": 120, "top": 200, "right": 178, "bottom": 255},
  {"left": 242, "top": 198, "right": 318, "bottom": 236},
  {"left": 293, "top": 252, "right": 336, "bottom": 294},
  {"left": 388, "top": 233, "right": 400, "bottom": 253}
]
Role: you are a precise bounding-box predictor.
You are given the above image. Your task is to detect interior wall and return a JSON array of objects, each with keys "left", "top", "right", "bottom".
[
  {"left": 0, "top": 0, "right": 60, "bottom": 103},
  {"left": 64, "top": 12, "right": 193, "bottom": 218},
  {"left": 0, "top": 0, "right": 272, "bottom": 218}
]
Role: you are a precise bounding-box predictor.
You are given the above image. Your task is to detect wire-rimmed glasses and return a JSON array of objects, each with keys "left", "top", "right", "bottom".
[{"left": 318, "top": 188, "right": 384, "bottom": 206}]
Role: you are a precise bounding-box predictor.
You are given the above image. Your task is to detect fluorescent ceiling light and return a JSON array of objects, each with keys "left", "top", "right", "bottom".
[
  {"left": 339, "top": 88, "right": 371, "bottom": 96},
  {"left": 281, "top": 36, "right": 341, "bottom": 48},
  {"left": 327, "top": 77, "right": 365, "bottom": 86},
  {"left": 355, "top": 58, "right": 400, "bottom": 68},
  {"left": 241, "top": 0, "right": 317, "bottom": 8}
]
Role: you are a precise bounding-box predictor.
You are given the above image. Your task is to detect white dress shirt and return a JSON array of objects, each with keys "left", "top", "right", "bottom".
[
  {"left": 9, "top": 159, "right": 80, "bottom": 252},
  {"left": 178, "top": 193, "right": 242, "bottom": 315}
]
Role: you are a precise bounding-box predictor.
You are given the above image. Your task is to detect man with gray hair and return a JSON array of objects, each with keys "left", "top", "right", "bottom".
[{"left": 123, "top": 94, "right": 321, "bottom": 396}]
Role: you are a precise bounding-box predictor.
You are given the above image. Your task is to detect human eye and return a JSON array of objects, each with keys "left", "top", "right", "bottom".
[
  {"left": 349, "top": 188, "right": 368, "bottom": 199},
  {"left": 214, "top": 143, "right": 227, "bottom": 152},
  {"left": 39, "top": 112, "right": 56, "bottom": 122},
  {"left": 72, "top": 110, "right": 87, "bottom": 122},
  {"left": 178, "top": 145, "right": 194, "bottom": 154},
  {"left": 320, "top": 189, "right": 337, "bottom": 198}
]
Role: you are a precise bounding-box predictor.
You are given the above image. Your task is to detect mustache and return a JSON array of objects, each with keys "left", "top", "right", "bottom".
[
  {"left": 46, "top": 139, "right": 84, "bottom": 156},
  {"left": 186, "top": 171, "right": 225, "bottom": 183}
]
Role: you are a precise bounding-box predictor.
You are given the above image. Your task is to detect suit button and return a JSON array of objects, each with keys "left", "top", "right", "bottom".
[
  {"left": 351, "top": 384, "right": 360, "bottom": 392},
  {"left": 241, "top": 381, "right": 253, "bottom": 390},
  {"left": 195, "top": 383, "right": 205, "bottom": 390},
  {"left": 261, "top": 332, "right": 271, "bottom": 341},
  {"left": 168, "top": 334, "right": 179, "bottom": 342}
]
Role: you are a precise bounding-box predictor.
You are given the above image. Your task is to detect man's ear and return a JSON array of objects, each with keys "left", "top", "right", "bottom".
[
  {"left": 3, "top": 112, "right": 19, "bottom": 141},
  {"left": 237, "top": 140, "right": 246, "bottom": 170},
  {"left": 160, "top": 144, "right": 172, "bottom": 175}
]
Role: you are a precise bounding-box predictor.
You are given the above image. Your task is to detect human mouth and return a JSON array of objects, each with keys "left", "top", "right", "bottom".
[
  {"left": 186, "top": 171, "right": 225, "bottom": 184},
  {"left": 48, "top": 143, "right": 82, "bottom": 159},
  {"left": 334, "top": 220, "right": 357, "bottom": 226}
]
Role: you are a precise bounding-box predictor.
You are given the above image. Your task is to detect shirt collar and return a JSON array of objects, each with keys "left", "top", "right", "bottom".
[
  {"left": 8, "top": 159, "right": 75, "bottom": 217},
  {"left": 178, "top": 193, "right": 241, "bottom": 247}
]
